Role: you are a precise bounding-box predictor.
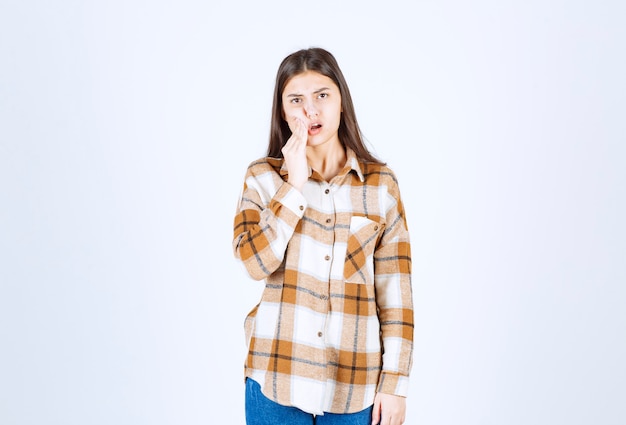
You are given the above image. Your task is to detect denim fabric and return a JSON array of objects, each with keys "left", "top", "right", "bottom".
[
  {"left": 315, "top": 406, "right": 374, "bottom": 425},
  {"left": 245, "top": 378, "right": 373, "bottom": 425}
]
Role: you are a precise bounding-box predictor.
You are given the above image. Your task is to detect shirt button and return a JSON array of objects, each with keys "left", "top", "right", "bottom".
[
  {"left": 299, "top": 205, "right": 304, "bottom": 211},
  {"left": 320, "top": 294, "right": 328, "bottom": 300},
  {"left": 374, "top": 225, "right": 379, "bottom": 231},
  {"left": 324, "top": 255, "right": 330, "bottom": 261},
  {"left": 317, "top": 331, "right": 323, "bottom": 337},
  {"left": 325, "top": 218, "right": 331, "bottom": 224},
  {"left": 324, "top": 188, "right": 330, "bottom": 194}
]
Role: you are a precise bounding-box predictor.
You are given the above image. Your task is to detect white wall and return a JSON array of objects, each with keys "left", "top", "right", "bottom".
[{"left": 1, "top": 1, "right": 624, "bottom": 424}]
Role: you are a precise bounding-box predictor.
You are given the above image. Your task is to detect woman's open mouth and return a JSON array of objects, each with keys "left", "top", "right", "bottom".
[{"left": 308, "top": 123, "right": 322, "bottom": 135}]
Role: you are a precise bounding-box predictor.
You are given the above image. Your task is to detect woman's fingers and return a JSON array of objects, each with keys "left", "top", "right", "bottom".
[
  {"left": 289, "top": 117, "right": 307, "bottom": 145},
  {"left": 371, "top": 395, "right": 381, "bottom": 425},
  {"left": 282, "top": 117, "right": 309, "bottom": 191},
  {"left": 371, "top": 393, "right": 406, "bottom": 425},
  {"left": 282, "top": 118, "right": 306, "bottom": 154}
]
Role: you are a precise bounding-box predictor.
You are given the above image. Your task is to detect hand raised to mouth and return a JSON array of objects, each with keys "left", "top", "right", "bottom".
[{"left": 282, "top": 116, "right": 309, "bottom": 192}]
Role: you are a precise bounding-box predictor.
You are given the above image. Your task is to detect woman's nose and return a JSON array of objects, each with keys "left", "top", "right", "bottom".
[{"left": 304, "top": 102, "right": 318, "bottom": 118}]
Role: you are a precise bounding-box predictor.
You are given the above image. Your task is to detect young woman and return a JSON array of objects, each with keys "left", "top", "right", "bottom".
[{"left": 232, "top": 48, "right": 413, "bottom": 425}]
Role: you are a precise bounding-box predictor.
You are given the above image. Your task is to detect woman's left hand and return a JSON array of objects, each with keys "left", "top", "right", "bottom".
[{"left": 371, "top": 392, "right": 406, "bottom": 425}]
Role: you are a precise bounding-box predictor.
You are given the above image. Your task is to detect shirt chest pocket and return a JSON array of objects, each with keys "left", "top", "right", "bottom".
[{"left": 343, "top": 215, "right": 384, "bottom": 285}]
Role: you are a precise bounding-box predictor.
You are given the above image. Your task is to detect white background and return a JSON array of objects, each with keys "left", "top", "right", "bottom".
[{"left": 1, "top": 1, "right": 625, "bottom": 424}]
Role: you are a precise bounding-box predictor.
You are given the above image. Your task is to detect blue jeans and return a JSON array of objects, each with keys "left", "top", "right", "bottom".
[{"left": 245, "top": 378, "right": 373, "bottom": 425}]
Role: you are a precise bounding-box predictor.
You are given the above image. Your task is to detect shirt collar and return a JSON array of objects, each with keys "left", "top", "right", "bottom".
[
  {"left": 344, "top": 148, "right": 365, "bottom": 182},
  {"left": 279, "top": 148, "right": 365, "bottom": 183}
]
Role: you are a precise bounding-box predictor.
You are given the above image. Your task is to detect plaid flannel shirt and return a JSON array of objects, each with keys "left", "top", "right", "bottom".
[{"left": 232, "top": 149, "right": 413, "bottom": 415}]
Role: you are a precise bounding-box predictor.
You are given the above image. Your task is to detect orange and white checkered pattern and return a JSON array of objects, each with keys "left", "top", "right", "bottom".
[{"left": 233, "top": 149, "right": 413, "bottom": 415}]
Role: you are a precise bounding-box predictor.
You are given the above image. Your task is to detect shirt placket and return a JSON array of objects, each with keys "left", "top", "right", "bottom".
[{"left": 318, "top": 180, "right": 335, "bottom": 342}]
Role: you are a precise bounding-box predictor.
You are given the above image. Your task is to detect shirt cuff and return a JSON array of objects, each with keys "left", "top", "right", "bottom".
[
  {"left": 272, "top": 182, "right": 307, "bottom": 220},
  {"left": 377, "top": 372, "right": 410, "bottom": 397}
]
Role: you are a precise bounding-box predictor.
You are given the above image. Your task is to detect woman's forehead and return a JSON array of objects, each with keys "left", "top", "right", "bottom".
[{"left": 283, "top": 71, "right": 338, "bottom": 95}]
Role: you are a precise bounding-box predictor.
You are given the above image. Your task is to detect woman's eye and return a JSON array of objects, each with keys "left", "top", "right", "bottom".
[
  {"left": 290, "top": 98, "right": 301, "bottom": 104},
  {"left": 318, "top": 93, "right": 328, "bottom": 99}
]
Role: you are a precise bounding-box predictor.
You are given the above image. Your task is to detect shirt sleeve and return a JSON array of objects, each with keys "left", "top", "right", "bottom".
[
  {"left": 373, "top": 172, "right": 414, "bottom": 396},
  {"left": 232, "top": 165, "right": 307, "bottom": 280}
]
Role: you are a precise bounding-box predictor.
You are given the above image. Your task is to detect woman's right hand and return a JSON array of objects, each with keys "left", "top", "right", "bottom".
[{"left": 281, "top": 117, "right": 309, "bottom": 192}]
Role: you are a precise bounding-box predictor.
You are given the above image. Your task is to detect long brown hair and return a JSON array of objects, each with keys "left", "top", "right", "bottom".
[{"left": 267, "top": 48, "right": 383, "bottom": 164}]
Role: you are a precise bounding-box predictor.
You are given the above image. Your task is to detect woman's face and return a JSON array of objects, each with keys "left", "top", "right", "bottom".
[{"left": 282, "top": 71, "right": 342, "bottom": 148}]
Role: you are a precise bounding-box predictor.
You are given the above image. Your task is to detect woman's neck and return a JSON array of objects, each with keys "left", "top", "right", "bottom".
[{"left": 306, "top": 140, "right": 347, "bottom": 182}]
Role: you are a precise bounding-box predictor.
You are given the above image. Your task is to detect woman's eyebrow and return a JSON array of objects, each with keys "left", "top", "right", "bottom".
[{"left": 286, "top": 87, "right": 332, "bottom": 97}]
